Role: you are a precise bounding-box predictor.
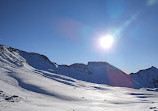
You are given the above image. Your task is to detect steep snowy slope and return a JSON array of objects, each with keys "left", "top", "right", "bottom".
[
  {"left": 0, "top": 44, "right": 158, "bottom": 111},
  {"left": 0, "top": 44, "right": 158, "bottom": 88},
  {"left": 0, "top": 45, "right": 27, "bottom": 67},
  {"left": 130, "top": 66, "right": 158, "bottom": 88},
  {"left": 19, "top": 51, "right": 58, "bottom": 70},
  {"left": 57, "top": 62, "right": 133, "bottom": 88},
  {"left": 0, "top": 44, "right": 133, "bottom": 88},
  {"left": 0, "top": 54, "right": 158, "bottom": 111},
  {"left": 0, "top": 45, "right": 57, "bottom": 70}
]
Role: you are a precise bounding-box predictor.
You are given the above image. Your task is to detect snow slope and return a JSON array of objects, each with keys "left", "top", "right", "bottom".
[
  {"left": 0, "top": 44, "right": 158, "bottom": 88},
  {"left": 0, "top": 45, "right": 133, "bottom": 88},
  {"left": 130, "top": 66, "right": 158, "bottom": 88},
  {"left": 0, "top": 44, "right": 158, "bottom": 111},
  {"left": 0, "top": 61, "right": 158, "bottom": 111},
  {"left": 57, "top": 62, "right": 133, "bottom": 88}
]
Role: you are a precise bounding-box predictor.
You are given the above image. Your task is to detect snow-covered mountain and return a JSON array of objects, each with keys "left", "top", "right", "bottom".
[
  {"left": 57, "top": 62, "right": 133, "bottom": 88},
  {"left": 0, "top": 45, "right": 57, "bottom": 70},
  {"left": 0, "top": 44, "right": 158, "bottom": 111},
  {"left": 0, "top": 44, "right": 158, "bottom": 89},
  {"left": 130, "top": 66, "right": 158, "bottom": 88},
  {"left": 0, "top": 45, "right": 133, "bottom": 88}
]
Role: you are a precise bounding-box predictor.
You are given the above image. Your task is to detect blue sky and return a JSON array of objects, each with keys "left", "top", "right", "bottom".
[{"left": 0, "top": 0, "right": 158, "bottom": 73}]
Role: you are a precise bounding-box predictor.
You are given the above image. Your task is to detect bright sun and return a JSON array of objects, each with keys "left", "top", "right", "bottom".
[{"left": 99, "top": 35, "right": 114, "bottom": 49}]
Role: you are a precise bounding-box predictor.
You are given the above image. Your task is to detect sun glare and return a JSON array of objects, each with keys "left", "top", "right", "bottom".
[{"left": 99, "top": 35, "right": 114, "bottom": 49}]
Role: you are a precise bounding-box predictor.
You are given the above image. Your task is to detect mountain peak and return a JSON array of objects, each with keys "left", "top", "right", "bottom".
[{"left": 150, "top": 66, "right": 157, "bottom": 70}]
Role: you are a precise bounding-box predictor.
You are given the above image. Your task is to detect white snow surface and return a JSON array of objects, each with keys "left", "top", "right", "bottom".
[{"left": 0, "top": 44, "right": 158, "bottom": 111}]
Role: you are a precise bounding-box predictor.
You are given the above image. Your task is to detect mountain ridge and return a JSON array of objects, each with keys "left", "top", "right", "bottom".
[
  {"left": 1, "top": 44, "right": 157, "bottom": 73},
  {"left": 0, "top": 44, "right": 158, "bottom": 88}
]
